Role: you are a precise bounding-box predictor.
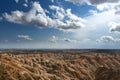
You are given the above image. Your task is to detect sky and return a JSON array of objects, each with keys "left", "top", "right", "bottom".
[{"left": 0, "top": 0, "right": 120, "bottom": 49}]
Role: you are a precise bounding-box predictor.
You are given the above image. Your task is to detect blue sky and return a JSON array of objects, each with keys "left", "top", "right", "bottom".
[{"left": 0, "top": 0, "right": 120, "bottom": 49}]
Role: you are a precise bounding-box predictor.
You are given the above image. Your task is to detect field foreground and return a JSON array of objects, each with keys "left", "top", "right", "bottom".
[{"left": 0, "top": 50, "right": 120, "bottom": 80}]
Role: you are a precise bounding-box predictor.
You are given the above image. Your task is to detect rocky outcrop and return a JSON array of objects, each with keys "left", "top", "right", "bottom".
[{"left": 95, "top": 67, "right": 120, "bottom": 80}]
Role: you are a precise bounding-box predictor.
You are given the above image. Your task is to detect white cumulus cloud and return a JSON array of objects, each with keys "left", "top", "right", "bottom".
[
  {"left": 66, "top": 0, "right": 119, "bottom": 5},
  {"left": 3, "top": 2, "right": 85, "bottom": 31},
  {"left": 49, "top": 5, "right": 85, "bottom": 31},
  {"left": 18, "top": 35, "right": 32, "bottom": 40},
  {"left": 61, "top": 38, "right": 77, "bottom": 42},
  {"left": 15, "top": 0, "right": 19, "bottom": 3},
  {"left": 66, "top": 0, "right": 120, "bottom": 12},
  {"left": 97, "top": 36, "right": 120, "bottom": 43},
  {"left": 50, "top": 36, "right": 77, "bottom": 43},
  {"left": 50, "top": 36, "right": 58, "bottom": 43},
  {"left": 109, "top": 22, "right": 120, "bottom": 33},
  {"left": 49, "top": 5, "right": 65, "bottom": 20},
  {"left": 23, "top": 3, "right": 28, "bottom": 7}
]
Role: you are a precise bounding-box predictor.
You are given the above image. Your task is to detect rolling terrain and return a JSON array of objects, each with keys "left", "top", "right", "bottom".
[{"left": 0, "top": 50, "right": 120, "bottom": 80}]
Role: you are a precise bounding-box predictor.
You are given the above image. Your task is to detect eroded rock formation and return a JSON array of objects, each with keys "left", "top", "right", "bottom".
[{"left": 0, "top": 51, "right": 120, "bottom": 80}]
